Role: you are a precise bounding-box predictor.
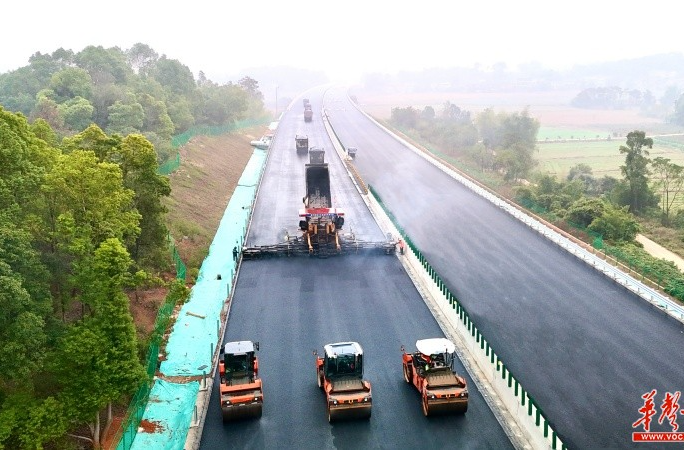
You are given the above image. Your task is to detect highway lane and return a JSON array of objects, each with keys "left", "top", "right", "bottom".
[
  {"left": 200, "top": 88, "right": 513, "bottom": 449},
  {"left": 325, "top": 86, "right": 684, "bottom": 449}
]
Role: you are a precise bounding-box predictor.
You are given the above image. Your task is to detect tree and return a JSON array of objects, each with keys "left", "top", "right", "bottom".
[
  {"left": 670, "top": 93, "right": 684, "bottom": 126},
  {"left": 197, "top": 83, "right": 248, "bottom": 126},
  {"left": 651, "top": 157, "right": 684, "bottom": 224},
  {"left": 125, "top": 43, "right": 158, "bottom": 76},
  {"left": 565, "top": 197, "right": 607, "bottom": 228},
  {"left": 31, "top": 92, "right": 64, "bottom": 130},
  {"left": 0, "top": 262, "right": 48, "bottom": 382},
  {"left": 55, "top": 238, "right": 145, "bottom": 448},
  {"left": 589, "top": 205, "right": 640, "bottom": 242},
  {"left": 567, "top": 163, "right": 599, "bottom": 195},
  {"left": 115, "top": 134, "right": 171, "bottom": 267},
  {"left": 495, "top": 142, "right": 536, "bottom": 181},
  {"left": 61, "top": 124, "right": 121, "bottom": 160},
  {"left": 49, "top": 67, "right": 93, "bottom": 102},
  {"left": 30, "top": 118, "right": 58, "bottom": 146},
  {"left": 475, "top": 108, "right": 500, "bottom": 149},
  {"left": 75, "top": 46, "right": 131, "bottom": 86},
  {"left": 149, "top": 56, "right": 196, "bottom": 96},
  {"left": 238, "top": 76, "right": 263, "bottom": 101},
  {"left": 421, "top": 105, "right": 435, "bottom": 121},
  {"left": 391, "top": 106, "right": 419, "bottom": 128},
  {"left": 59, "top": 96, "right": 95, "bottom": 132},
  {"left": 41, "top": 150, "right": 140, "bottom": 317},
  {"left": 619, "top": 130, "right": 654, "bottom": 214},
  {"left": 137, "top": 93, "right": 174, "bottom": 141},
  {"left": 106, "top": 99, "right": 144, "bottom": 136}
]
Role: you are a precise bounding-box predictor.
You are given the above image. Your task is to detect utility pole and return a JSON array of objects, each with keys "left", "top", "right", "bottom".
[{"left": 275, "top": 85, "right": 279, "bottom": 117}]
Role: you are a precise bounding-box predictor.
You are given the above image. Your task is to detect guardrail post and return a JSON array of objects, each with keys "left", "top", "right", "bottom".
[{"left": 191, "top": 405, "right": 199, "bottom": 427}]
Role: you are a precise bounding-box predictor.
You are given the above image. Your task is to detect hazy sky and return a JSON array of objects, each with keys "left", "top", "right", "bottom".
[{"left": 3, "top": 0, "right": 681, "bottom": 82}]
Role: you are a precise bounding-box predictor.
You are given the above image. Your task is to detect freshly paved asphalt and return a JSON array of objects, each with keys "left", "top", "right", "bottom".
[
  {"left": 199, "top": 89, "right": 513, "bottom": 449},
  {"left": 324, "top": 86, "right": 684, "bottom": 449}
]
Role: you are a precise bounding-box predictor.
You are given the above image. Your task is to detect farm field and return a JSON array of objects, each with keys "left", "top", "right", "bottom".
[{"left": 537, "top": 140, "right": 684, "bottom": 178}]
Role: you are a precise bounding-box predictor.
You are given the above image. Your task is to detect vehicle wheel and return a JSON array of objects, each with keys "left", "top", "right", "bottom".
[
  {"left": 317, "top": 370, "right": 323, "bottom": 388},
  {"left": 403, "top": 364, "right": 412, "bottom": 383},
  {"left": 327, "top": 404, "right": 333, "bottom": 423},
  {"left": 422, "top": 396, "right": 430, "bottom": 417}
]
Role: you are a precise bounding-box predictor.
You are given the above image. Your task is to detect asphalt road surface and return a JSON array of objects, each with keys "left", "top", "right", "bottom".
[
  {"left": 199, "top": 89, "right": 513, "bottom": 449},
  {"left": 324, "top": 86, "right": 684, "bottom": 449}
]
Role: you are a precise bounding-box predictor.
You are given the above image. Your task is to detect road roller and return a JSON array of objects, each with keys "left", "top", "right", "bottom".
[
  {"left": 401, "top": 338, "right": 468, "bottom": 416},
  {"left": 315, "top": 341, "right": 372, "bottom": 422},
  {"left": 219, "top": 340, "right": 263, "bottom": 422}
]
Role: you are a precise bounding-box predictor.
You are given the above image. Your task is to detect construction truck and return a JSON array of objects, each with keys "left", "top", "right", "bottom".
[
  {"left": 295, "top": 135, "right": 309, "bottom": 153},
  {"left": 219, "top": 341, "right": 263, "bottom": 421},
  {"left": 304, "top": 104, "right": 313, "bottom": 122},
  {"left": 315, "top": 342, "right": 372, "bottom": 422},
  {"left": 401, "top": 338, "right": 468, "bottom": 416},
  {"left": 241, "top": 149, "right": 397, "bottom": 258},
  {"left": 299, "top": 148, "right": 345, "bottom": 255}
]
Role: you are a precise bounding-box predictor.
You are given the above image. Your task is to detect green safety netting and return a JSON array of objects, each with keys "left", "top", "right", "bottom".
[
  {"left": 129, "top": 379, "right": 199, "bottom": 450},
  {"left": 159, "top": 148, "right": 267, "bottom": 377},
  {"left": 126, "top": 146, "right": 269, "bottom": 450}
]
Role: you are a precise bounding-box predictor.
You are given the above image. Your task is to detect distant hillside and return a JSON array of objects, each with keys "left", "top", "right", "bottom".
[{"left": 356, "top": 52, "right": 684, "bottom": 97}]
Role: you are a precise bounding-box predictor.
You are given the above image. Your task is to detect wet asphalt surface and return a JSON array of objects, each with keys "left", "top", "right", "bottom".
[
  {"left": 199, "top": 89, "right": 513, "bottom": 450},
  {"left": 324, "top": 87, "right": 684, "bottom": 449}
]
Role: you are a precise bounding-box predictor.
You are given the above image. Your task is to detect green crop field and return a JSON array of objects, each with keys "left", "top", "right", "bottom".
[
  {"left": 537, "top": 127, "right": 612, "bottom": 141},
  {"left": 537, "top": 140, "right": 684, "bottom": 178}
]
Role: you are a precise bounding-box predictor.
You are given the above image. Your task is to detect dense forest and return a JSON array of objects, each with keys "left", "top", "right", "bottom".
[
  {"left": 0, "top": 43, "right": 268, "bottom": 161},
  {"left": 0, "top": 44, "right": 267, "bottom": 448}
]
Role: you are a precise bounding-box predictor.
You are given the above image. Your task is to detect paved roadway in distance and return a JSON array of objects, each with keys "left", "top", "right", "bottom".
[
  {"left": 199, "top": 88, "right": 514, "bottom": 450},
  {"left": 325, "top": 87, "right": 684, "bottom": 449}
]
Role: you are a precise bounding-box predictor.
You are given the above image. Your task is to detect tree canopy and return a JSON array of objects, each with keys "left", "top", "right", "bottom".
[{"left": 0, "top": 43, "right": 267, "bottom": 161}]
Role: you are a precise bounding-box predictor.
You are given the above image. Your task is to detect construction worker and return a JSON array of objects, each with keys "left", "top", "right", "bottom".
[{"left": 398, "top": 239, "right": 405, "bottom": 255}]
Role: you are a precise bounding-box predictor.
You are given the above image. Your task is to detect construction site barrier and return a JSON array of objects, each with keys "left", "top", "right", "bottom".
[{"left": 159, "top": 118, "right": 271, "bottom": 175}]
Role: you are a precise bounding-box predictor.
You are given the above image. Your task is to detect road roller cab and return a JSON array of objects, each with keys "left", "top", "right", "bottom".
[
  {"left": 315, "top": 341, "right": 372, "bottom": 422},
  {"left": 219, "top": 340, "right": 263, "bottom": 422},
  {"left": 401, "top": 338, "right": 468, "bottom": 416}
]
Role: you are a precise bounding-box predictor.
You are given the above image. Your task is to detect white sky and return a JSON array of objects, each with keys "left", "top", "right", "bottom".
[{"left": 2, "top": 0, "right": 682, "bottom": 83}]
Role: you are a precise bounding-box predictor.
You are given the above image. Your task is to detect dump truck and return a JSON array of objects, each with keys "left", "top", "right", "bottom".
[
  {"left": 315, "top": 342, "right": 372, "bottom": 422},
  {"left": 219, "top": 340, "right": 263, "bottom": 421},
  {"left": 401, "top": 338, "right": 468, "bottom": 416},
  {"left": 299, "top": 148, "right": 345, "bottom": 254},
  {"left": 295, "top": 135, "right": 309, "bottom": 153},
  {"left": 241, "top": 149, "right": 397, "bottom": 258},
  {"left": 304, "top": 104, "right": 313, "bottom": 122}
]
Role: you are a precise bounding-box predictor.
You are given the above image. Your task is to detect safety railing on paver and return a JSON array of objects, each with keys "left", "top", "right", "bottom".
[{"left": 368, "top": 184, "right": 567, "bottom": 450}]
